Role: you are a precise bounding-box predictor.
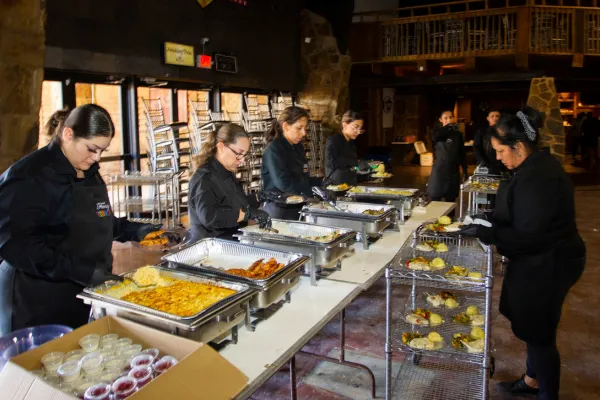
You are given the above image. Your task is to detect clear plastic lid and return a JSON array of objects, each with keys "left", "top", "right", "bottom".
[
  {"left": 64, "top": 350, "right": 86, "bottom": 363},
  {"left": 139, "top": 348, "right": 159, "bottom": 360},
  {"left": 80, "top": 352, "right": 104, "bottom": 374},
  {"left": 103, "top": 355, "right": 127, "bottom": 371},
  {"left": 79, "top": 334, "right": 101, "bottom": 353},
  {"left": 152, "top": 356, "right": 178, "bottom": 375},
  {"left": 100, "top": 334, "right": 119, "bottom": 345},
  {"left": 128, "top": 365, "right": 152, "bottom": 386},
  {"left": 130, "top": 354, "right": 154, "bottom": 369},
  {"left": 84, "top": 383, "right": 111, "bottom": 400},
  {"left": 111, "top": 376, "right": 138, "bottom": 398},
  {"left": 57, "top": 360, "right": 82, "bottom": 383},
  {"left": 41, "top": 352, "right": 65, "bottom": 372}
]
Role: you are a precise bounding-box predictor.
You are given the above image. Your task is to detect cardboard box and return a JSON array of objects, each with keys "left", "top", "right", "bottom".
[{"left": 0, "top": 317, "right": 248, "bottom": 399}]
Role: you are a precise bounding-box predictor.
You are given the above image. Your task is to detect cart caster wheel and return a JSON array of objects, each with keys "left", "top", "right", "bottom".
[
  {"left": 411, "top": 352, "right": 422, "bottom": 366},
  {"left": 489, "top": 357, "right": 496, "bottom": 378}
]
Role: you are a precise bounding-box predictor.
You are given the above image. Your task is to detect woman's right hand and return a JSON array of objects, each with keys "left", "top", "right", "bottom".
[{"left": 238, "top": 209, "right": 246, "bottom": 223}]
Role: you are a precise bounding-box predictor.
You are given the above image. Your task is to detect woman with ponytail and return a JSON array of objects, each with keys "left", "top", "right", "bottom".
[
  {"left": 261, "top": 106, "right": 323, "bottom": 220},
  {"left": 188, "top": 123, "right": 271, "bottom": 241},
  {"left": 0, "top": 104, "right": 161, "bottom": 335},
  {"left": 459, "top": 107, "right": 586, "bottom": 400}
]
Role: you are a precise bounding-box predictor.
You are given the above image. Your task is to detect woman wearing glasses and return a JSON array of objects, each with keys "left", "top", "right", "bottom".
[
  {"left": 188, "top": 123, "right": 271, "bottom": 241},
  {"left": 325, "top": 110, "right": 369, "bottom": 186}
]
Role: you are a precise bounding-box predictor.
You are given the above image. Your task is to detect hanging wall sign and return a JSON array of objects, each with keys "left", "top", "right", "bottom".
[
  {"left": 382, "top": 88, "right": 394, "bottom": 128},
  {"left": 197, "top": 0, "right": 214, "bottom": 7},
  {"left": 164, "top": 42, "right": 195, "bottom": 67}
]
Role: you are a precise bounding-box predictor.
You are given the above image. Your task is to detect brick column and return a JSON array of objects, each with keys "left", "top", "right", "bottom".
[
  {"left": 0, "top": 0, "right": 46, "bottom": 173},
  {"left": 526, "top": 77, "right": 565, "bottom": 163}
]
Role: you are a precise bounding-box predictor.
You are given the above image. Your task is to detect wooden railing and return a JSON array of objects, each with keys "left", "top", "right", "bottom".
[{"left": 356, "top": 5, "right": 600, "bottom": 62}]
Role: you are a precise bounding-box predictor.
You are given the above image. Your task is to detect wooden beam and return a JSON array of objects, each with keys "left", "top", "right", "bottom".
[
  {"left": 572, "top": 53, "right": 585, "bottom": 68},
  {"left": 515, "top": 7, "right": 531, "bottom": 64},
  {"left": 515, "top": 53, "right": 530, "bottom": 70}
]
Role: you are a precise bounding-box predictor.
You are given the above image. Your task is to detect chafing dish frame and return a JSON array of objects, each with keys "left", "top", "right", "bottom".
[{"left": 345, "top": 186, "right": 420, "bottom": 222}]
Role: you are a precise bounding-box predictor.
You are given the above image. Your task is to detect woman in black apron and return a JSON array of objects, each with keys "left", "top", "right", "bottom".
[
  {"left": 261, "top": 106, "right": 323, "bottom": 220},
  {"left": 188, "top": 123, "right": 270, "bottom": 241},
  {"left": 325, "top": 110, "right": 370, "bottom": 186},
  {"left": 427, "top": 110, "right": 468, "bottom": 202},
  {"left": 0, "top": 105, "right": 161, "bottom": 335},
  {"left": 461, "top": 107, "right": 586, "bottom": 400}
]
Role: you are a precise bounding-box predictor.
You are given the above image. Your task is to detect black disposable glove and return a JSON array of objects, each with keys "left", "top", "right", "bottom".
[
  {"left": 135, "top": 224, "right": 163, "bottom": 242},
  {"left": 357, "top": 161, "right": 372, "bottom": 174},
  {"left": 245, "top": 206, "right": 272, "bottom": 229},
  {"left": 458, "top": 225, "right": 480, "bottom": 238},
  {"left": 90, "top": 267, "right": 124, "bottom": 286}
]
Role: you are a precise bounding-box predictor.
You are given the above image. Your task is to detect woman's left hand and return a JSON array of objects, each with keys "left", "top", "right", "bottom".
[
  {"left": 458, "top": 224, "right": 480, "bottom": 237},
  {"left": 135, "top": 224, "right": 163, "bottom": 242}
]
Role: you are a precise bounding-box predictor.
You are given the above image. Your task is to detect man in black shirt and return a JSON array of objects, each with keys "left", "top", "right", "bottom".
[{"left": 473, "top": 109, "right": 504, "bottom": 175}]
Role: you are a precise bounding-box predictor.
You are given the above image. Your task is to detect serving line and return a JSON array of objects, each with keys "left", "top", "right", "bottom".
[{"left": 221, "top": 202, "right": 456, "bottom": 399}]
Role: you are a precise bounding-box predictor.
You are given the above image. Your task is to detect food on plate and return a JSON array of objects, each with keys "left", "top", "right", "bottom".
[
  {"left": 445, "top": 265, "right": 469, "bottom": 277},
  {"left": 371, "top": 172, "right": 393, "bottom": 178},
  {"left": 471, "top": 181, "right": 500, "bottom": 191},
  {"left": 406, "top": 256, "right": 432, "bottom": 271},
  {"left": 304, "top": 230, "right": 342, "bottom": 242},
  {"left": 452, "top": 333, "right": 484, "bottom": 353},
  {"left": 427, "top": 332, "right": 443, "bottom": 343},
  {"left": 445, "top": 298, "right": 459, "bottom": 309},
  {"left": 426, "top": 291, "right": 458, "bottom": 308},
  {"left": 348, "top": 186, "right": 365, "bottom": 193},
  {"left": 375, "top": 164, "right": 385, "bottom": 174},
  {"left": 226, "top": 258, "right": 285, "bottom": 279},
  {"left": 401, "top": 332, "right": 443, "bottom": 350},
  {"left": 407, "top": 308, "right": 444, "bottom": 327},
  {"left": 438, "top": 216, "right": 452, "bottom": 226},
  {"left": 139, "top": 230, "right": 168, "bottom": 247},
  {"left": 415, "top": 243, "right": 434, "bottom": 252},
  {"left": 372, "top": 189, "right": 415, "bottom": 196},
  {"left": 471, "top": 327, "right": 485, "bottom": 340},
  {"left": 132, "top": 266, "right": 160, "bottom": 287},
  {"left": 462, "top": 338, "right": 485, "bottom": 353},
  {"left": 429, "top": 313, "right": 444, "bottom": 326},
  {"left": 120, "top": 281, "right": 236, "bottom": 317},
  {"left": 468, "top": 272, "right": 483, "bottom": 279},
  {"left": 444, "top": 223, "right": 462, "bottom": 232},
  {"left": 362, "top": 208, "right": 385, "bottom": 216},
  {"left": 470, "top": 315, "right": 485, "bottom": 326},
  {"left": 408, "top": 338, "right": 437, "bottom": 350},
  {"left": 425, "top": 223, "right": 446, "bottom": 232},
  {"left": 326, "top": 183, "right": 350, "bottom": 191},
  {"left": 406, "top": 313, "right": 429, "bottom": 326},
  {"left": 466, "top": 306, "right": 480, "bottom": 316},
  {"left": 286, "top": 195, "right": 305, "bottom": 204},
  {"left": 401, "top": 332, "right": 423, "bottom": 344},
  {"left": 430, "top": 257, "right": 446, "bottom": 270},
  {"left": 452, "top": 313, "right": 472, "bottom": 325},
  {"left": 433, "top": 242, "right": 449, "bottom": 252}
]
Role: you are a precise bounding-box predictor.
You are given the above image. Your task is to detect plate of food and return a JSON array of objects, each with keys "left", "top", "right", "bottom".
[
  {"left": 452, "top": 306, "right": 485, "bottom": 326},
  {"left": 424, "top": 216, "right": 463, "bottom": 233},
  {"left": 405, "top": 308, "right": 445, "bottom": 327},
  {"left": 138, "top": 229, "right": 191, "bottom": 252},
  {"left": 371, "top": 172, "right": 393, "bottom": 178},
  {"left": 425, "top": 291, "right": 459, "bottom": 309},
  {"left": 285, "top": 195, "right": 307, "bottom": 204},
  {"left": 361, "top": 208, "right": 386, "bottom": 216},
  {"left": 401, "top": 332, "right": 444, "bottom": 350},
  {"left": 326, "top": 183, "right": 352, "bottom": 193},
  {"left": 414, "top": 240, "right": 449, "bottom": 253},
  {"left": 224, "top": 258, "right": 286, "bottom": 280},
  {"left": 451, "top": 327, "right": 486, "bottom": 354},
  {"left": 406, "top": 256, "right": 447, "bottom": 271}
]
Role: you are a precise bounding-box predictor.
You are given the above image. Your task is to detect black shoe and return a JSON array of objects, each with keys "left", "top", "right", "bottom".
[{"left": 496, "top": 374, "right": 540, "bottom": 396}]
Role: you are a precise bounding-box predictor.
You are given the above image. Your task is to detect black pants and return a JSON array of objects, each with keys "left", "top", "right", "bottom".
[{"left": 526, "top": 342, "right": 560, "bottom": 400}]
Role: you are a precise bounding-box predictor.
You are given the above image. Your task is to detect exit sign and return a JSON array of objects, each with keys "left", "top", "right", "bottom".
[{"left": 197, "top": 54, "right": 212, "bottom": 69}]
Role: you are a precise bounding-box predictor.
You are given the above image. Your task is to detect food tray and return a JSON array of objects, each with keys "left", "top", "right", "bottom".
[
  {"left": 461, "top": 175, "right": 503, "bottom": 194},
  {"left": 238, "top": 220, "right": 356, "bottom": 246},
  {"left": 301, "top": 201, "right": 397, "bottom": 221},
  {"left": 162, "top": 238, "right": 309, "bottom": 289},
  {"left": 347, "top": 186, "right": 418, "bottom": 200},
  {"left": 78, "top": 266, "right": 253, "bottom": 329}
]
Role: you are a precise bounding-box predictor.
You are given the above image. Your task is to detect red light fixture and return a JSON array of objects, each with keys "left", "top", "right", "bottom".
[{"left": 198, "top": 54, "right": 212, "bottom": 69}]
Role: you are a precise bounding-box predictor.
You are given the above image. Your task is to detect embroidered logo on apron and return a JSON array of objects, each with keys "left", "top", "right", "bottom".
[{"left": 96, "top": 201, "right": 112, "bottom": 218}]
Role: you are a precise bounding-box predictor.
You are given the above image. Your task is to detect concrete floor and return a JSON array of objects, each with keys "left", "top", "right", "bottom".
[{"left": 112, "top": 160, "right": 600, "bottom": 400}]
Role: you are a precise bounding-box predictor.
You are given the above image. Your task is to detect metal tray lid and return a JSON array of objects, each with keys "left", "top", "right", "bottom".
[{"left": 237, "top": 220, "right": 356, "bottom": 246}]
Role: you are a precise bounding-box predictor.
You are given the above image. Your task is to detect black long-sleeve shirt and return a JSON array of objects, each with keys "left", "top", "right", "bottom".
[
  {"left": 188, "top": 157, "right": 249, "bottom": 240},
  {"left": 432, "top": 124, "right": 468, "bottom": 176},
  {"left": 325, "top": 134, "right": 358, "bottom": 185},
  {"left": 0, "top": 143, "right": 141, "bottom": 283},
  {"left": 262, "top": 135, "right": 318, "bottom": 197},
  {"left": 477, "top": 150, "right": 584, "bottom": 258}
]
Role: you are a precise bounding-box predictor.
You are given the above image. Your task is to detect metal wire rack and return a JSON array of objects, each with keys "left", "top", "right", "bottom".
[
  {"left": 459, "top": 174, "right": 505, "bottom": 218},
  {"left": 391, "top": 354, "right": 486, "bottom": 400}
]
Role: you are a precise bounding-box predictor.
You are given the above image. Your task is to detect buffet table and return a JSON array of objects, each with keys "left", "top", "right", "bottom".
[{"left": 221, "top": 201, "right": 455, "bottom": 399}]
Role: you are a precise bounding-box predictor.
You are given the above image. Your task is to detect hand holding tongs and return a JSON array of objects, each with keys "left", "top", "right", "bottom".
[{"left": 312, "top": 186, "right": 343, "bottom": 212}]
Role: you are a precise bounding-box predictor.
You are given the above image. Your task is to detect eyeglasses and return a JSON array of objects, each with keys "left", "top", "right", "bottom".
[
  {"left": 225, "top": 144, "right": 247, "bottom": 160},
  {"left": 352, "top": 125, "right": 365, "bottom": 134}
]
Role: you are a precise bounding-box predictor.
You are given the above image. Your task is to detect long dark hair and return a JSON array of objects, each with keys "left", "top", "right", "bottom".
[
  {"left": 46, "top": 104, "right": 115, "bottom": 145},
  {"left": 265, "top": 106, "right": 310, "bottom": 143},
  {"left": 194, "top": 123, "right": 248, "bottom": 169},
  {"left": 492, "top": 106, "right": 542, "bottom": 151}
]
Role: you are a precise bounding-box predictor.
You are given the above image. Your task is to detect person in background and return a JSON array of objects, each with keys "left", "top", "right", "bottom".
[
  {"left": 262, "top": 106, "right": 324, "bottom": 220},
  {"left": 0, "top": 105, "right": 161, "bottom": 335},
  {"left": 427, "top": 110, "right": 468, "bottom": 202},
  {"left": 188, "top": 123, "right": 271, "bottom": 241},
  {"left": 460, "top": 107, "right": 585, "bottom": 400},
  {"left": 473, "top": 109, "right": 504, "bottom": 175},
  {"left": 325, "top": 110, "right": 370, "bottom": 185}
]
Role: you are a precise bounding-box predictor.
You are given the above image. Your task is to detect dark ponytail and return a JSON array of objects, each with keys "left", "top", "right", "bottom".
[
  {"left": 50, "top": 104, "right": 115, "bottom": 145},
  {"left": 492, "top": 106, "right": 543, "bottom": 151},
  {"left": 265, "top": 106, "right": 310, "bottom": 143}
]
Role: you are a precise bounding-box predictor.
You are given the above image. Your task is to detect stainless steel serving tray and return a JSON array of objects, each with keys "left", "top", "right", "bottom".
[
  {"left": 77, "top": 266, "right": 254, "bottom": 331},
  {"left": 346, "top": 186, "right": 419, "bottom": 200},
  {"left": 237, "top": 220, "right": 356, "bottom": 247},
  {"left": 300, "top": 201, "right": 397, "bottom": 221},
  {"left": 162, "top": 238, "right": 310, "bottom": 290}
]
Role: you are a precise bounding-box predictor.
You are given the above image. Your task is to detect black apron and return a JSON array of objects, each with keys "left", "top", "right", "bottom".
[
  {"left": 495, "top": 182, "right": 586, "bottom": 346},
  {"left": 427, "top": 136, "right": 461, "bottom": 200},
  {"left": 0, "top": 181, "right": 113, "bottom": 334}
]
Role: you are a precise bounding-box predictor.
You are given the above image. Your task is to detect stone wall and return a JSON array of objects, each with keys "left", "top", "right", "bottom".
[
  {"left": 0, "top": 0, "right": 46, "bottom": 173},
  {"left": 297, "top": 10, "right": 351, "bottom": 125},
  {"left": 526, "top": 77, "right": 565, "bottom": 163}
]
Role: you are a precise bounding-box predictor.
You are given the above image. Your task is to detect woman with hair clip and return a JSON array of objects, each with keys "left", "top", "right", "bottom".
[
  {"left": 0, "top": 104, "right": 162, "bottom": 335},
  {"left": 427, "top": 109, "right": 468, "bottom": 202},
  {"left": 460, "top": 107, "right": 586, "bottom": 400},
  {"left": 262, "top": 106, "right": 326, "bottom": 220},
  {"left": 188, "top": 123, "right": 271, "bottom": 241},
  {"left": 325, "top": 110, "right": 370, "bottom": 185}
]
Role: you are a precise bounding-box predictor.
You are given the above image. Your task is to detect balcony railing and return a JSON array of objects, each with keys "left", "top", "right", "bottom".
[{"left": 353, "top": 3, "right": 600, "bottom": 62}]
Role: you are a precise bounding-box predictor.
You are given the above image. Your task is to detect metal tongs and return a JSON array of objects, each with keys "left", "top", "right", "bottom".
[{"left": 312, "top": 186, "right": 343, "bottom": 212}]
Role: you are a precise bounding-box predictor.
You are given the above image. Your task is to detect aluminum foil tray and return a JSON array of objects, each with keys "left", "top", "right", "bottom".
[
  {"left": 347, "top": 186, "right": 419, "bottom": 200},
  {"left": 238, "top": 220, "right": 356, "bottom": 246},
  {"left": 302, "top": 201, "right": 397, "bottom": 221}
]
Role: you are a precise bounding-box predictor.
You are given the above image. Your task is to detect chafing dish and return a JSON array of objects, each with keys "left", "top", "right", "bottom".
[
  {"left": 163, "top": 238, "right": 309, "bottom": 310},
  {"left": 78, "top": 266, "right": 255, "bottom": 345},
  {"left": 300, "top": 201, "right": 398, "bottom": 249},
  {"left": 345, "top": 186, "right": 419, "bottom": 222},
  {"left": 235, "top": 220, "right": 356, "bottom": 286}
]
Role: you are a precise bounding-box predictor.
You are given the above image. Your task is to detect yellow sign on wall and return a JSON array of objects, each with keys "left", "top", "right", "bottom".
[
  {"left": 164, "top": 42, "right": 195, "bottom": 67},
  {"left": 197, "top": 0, "right": 214, "bottom": 7}
]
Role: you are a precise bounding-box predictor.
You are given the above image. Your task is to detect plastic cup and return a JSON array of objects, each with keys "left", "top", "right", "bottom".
[
  {"left": 139, "top": 348, "right": 159, "bottom": 360},
  {"left": 111, "top": 376, "right": 138, "bottom": 400},
  {"left": 103, "top": 355, "right": 127, "bottom": 371},
  {"left": 113, "top": 338, "right": 132, "bottom": 350},
  {"left": 122, "top": 345, "right": 143, "bottom": 361},
  {"left": 129, "top": 354, "right": 153, "bottom": 369},
  {"left": 57, "top": 360, "right": 82, "bottom": 383},
  {"left": 84, "top": 383, "right": 111, "bottom": 400},
  {"left": 100, "top": 334, "right": 118, "bottom": 346},
  {"left": 152, "top": 356, "right": 177, "bottom": 375},
  {"left": 64, "top": 350, "right": 86, "bottom": 363},
  {"left": 98, "top": 367, "right": 123, "bottom": 384},
  {"left": 128, "top": 365, "right": 152, "bottom": 388},
  {"left": 79, "top": 334, "right": 101, "bottom": 353},
  {"left": 81, "top": 352, "right": 104, "bottom": 376},
  {"left": 41, "top": 351, "right": 65, "bottom": 373},
  {"left": 73, "top": 378, "right": 103, "bottom": 398}
]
